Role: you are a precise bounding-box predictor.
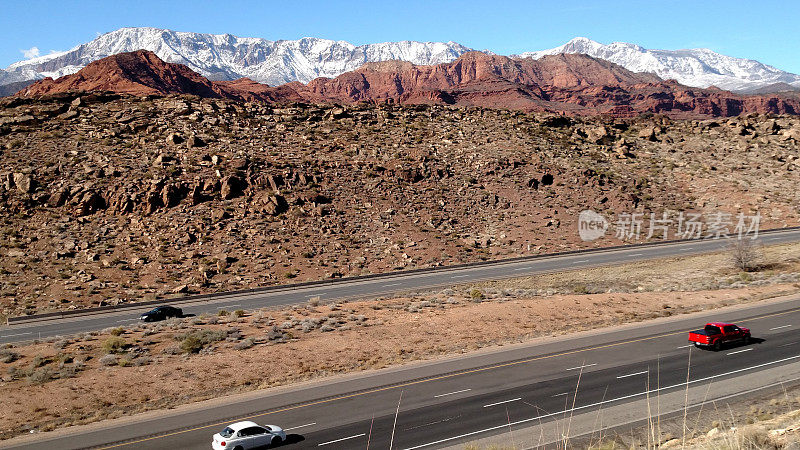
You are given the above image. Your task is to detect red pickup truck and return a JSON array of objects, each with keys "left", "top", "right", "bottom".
[{"left": 688, "top": 322, "right": 751, "bottom": 351}]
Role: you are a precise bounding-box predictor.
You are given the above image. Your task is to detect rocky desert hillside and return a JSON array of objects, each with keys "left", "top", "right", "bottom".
[{"left": 0, "top": 91, "right": 799, "bottom": 318}]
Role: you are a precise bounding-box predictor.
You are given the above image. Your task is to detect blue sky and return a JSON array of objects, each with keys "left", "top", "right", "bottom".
[{"left": 2, "top": 0, "right": 799, "bottom": 73}]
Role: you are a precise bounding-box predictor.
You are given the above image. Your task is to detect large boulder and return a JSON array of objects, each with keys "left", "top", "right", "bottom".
[
  {"left": 12, "top": 173, "right": 34, "bottom": 193},
  {"left": 76, "top": 191, "right": 105, "bottom": 216},
  {"left": 221, "top": 175, "right": 245, "bottom": 200}
]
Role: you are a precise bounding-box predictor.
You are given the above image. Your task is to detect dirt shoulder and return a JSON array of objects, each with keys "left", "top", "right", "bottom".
[{"left": 1, "top": 243, "right": 799, "bottom": 440}]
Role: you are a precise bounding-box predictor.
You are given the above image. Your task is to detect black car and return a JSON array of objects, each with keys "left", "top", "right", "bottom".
[{"left": 139, "top": 306, "right": 183, "bottom": 322}]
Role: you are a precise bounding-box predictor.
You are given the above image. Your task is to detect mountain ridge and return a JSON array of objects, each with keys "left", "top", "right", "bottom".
[
  {"left": 515, "top": 37, "right": 800, "bottom": 93},
  {"left": 18, "top": 50, "right": 800, "bottom": 118}
]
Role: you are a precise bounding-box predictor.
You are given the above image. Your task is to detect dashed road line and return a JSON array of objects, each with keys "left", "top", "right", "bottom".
[
  {"left": 770, "top": 325, "right": 792, "bottom": 331},
  {"left": 566, "top": 363, "right": 597, "bottom": 371},
  {"left": 285, "top": 422, "right": 316, "bottom": 431},
  {"left": 483, "top": 398, "right": 522, "bottom": 408},
  {"left": 727, "top": 348, "right": 753, "bottom": 356},
  {"left": 0, "top": 332, "right": 32, "bottom": 338},
  {"left": 434, "top": 389, "right": 472, "bottom": 398},
  {"left": 383, "top": 283, "right": 402, "bottom": 287},
  {"left": 451, "top": 275, "right": 470, "bottom": 279},
  {"left": 318, "top": 433, "right": 366, "bottom": 446},
  {"left": 616, "top": 370, "right": 648, "bottom": 379}
]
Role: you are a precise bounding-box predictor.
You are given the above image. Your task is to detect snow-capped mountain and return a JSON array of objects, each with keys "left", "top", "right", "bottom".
[
  {"left": 3, "top": 29, "right": 799, "bottom": 95},
  {"left": 1, "top": 27, "right": 473, "bottom": 88},
  {"left": 515, "top": 37, "right": 800, "bottom": 93}
]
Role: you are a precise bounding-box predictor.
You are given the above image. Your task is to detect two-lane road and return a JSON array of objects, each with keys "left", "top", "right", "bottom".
[{"left": 4, "top": 228, "right": 800, "bottom": 345}]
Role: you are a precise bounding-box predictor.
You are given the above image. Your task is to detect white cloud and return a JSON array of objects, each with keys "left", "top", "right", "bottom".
[{"left": 21, "top": 47, "right": 40, "bottom": 59}]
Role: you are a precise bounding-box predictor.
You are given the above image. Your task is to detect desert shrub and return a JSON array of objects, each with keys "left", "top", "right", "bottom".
[
  {"left": 132, "top": 356, "right": 151, "bottom": 366},
  {"left": 730, "top": 238, "right": 762, "bottom": 272},
  {"left": 27, "top": 367, "right": 53, "bottom": 384},
  {"left": 177, "top": 329, "right": 228, "bottom": 354},
  {"left": 233, "top": 309, "right": 245, "bottom": 318},
  {"left": 52, "top": 339, "right": 69, "bottom": 350},
  {"left": 58, "top": 365, "right": 78, "bottom": 379},
  {"left": 31, "top": 355, "right": 49, "bottom": 368},
  {"left": 469, "top": 288, "right": 484, "bottom": 301},
  {"left": 217, "top": 309, "right": 229, "bottom": 316},
  {"left": 109, "top": 327, "right": 125, "bottom": 336},
  {"left": 0, "top": 349, "right": 19, "bottom": 363},
  {"left": 99, "top": 354, "right": 118, "bottom": 366},
  {"left": 235, "top": 338, "right": 255, "bottom": 350},
  {"left": 118, "top": 356, "right": 133, "bottom": 367},
  {"left": 102, "top": 337, "right": 127, "bottom": 354}
]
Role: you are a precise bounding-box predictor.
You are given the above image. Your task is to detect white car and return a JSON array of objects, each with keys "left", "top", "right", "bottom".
[{"left": 212, "top": 421, "right": 286, "bottom": 450}]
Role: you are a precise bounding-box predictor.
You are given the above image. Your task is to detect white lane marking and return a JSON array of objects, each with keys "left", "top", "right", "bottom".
[
  {"left": 682, "top": 246, "right": 694, "bottom": 250},
  {"left": 217, "top": 304, "right": 240, "bottom": 309},
  {"left": 383, "top": 283, "right": 402, "bottom": 287},
  {"left": 727, "top": 348, "right": 753, "bottom": 356},
  {"left": 513, "top": 267, "right": 534, "bottom": 271},
  {"left": 552, "top": 392, "right": 570, "bottom": 397},
  {"left": 285, "top": 422, "right": 316, "bottom": 431},
  {"left": 115, "top": 318, "right": 140, "bottom": 323},
  {"left": 766, "top": 237, "right": 782, "bottom": 241},
  {"left": 770, "top": 325, "right": 792, "bottom": 331},
  {"left": 616, "top": 370, "right": 648, "bottom": 379},
  {"left": 677, "top": 344, "right": 694, "bottom": 349},
  {"left": 434, "top": 389, "right": 472, "bottom": 398},
  {"left": 318, "top": 433, "right": 366, "bottom": 446},
  {"left": 402, "top": 354, "right": 800, "bottom": 450},
  {"left": 566, "top": 363, "right": 597, "bottom": 371},
  {"left": 782, "top": 342, "right": 798, "bottom": 347},
  {"left": 306, "top": 293, "right": 325, "bottom": 297},
  {"left": 575, "top": 259, "right": 589, "bottom": 263},
  {"left": 483, "top": 398, "right": 522, "bottom": 408},
  {"left": 451, "top": 275, "right": 469, "bottom": 279},
  {"left": 628, "top": 253, "right": 644, "bottom": 257},
  {"left": 0, "top": 332, "right": 33, "bottom": 338}
]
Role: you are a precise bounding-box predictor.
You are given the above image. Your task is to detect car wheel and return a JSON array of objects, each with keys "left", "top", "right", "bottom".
[
  {"left": 713, "top": 340, "right": 721, "bottom": 351},
  {"left": 743, "top": 335, "right": 751, "bottom": 345},
  {"left": 233, "top": 446, "right": 243, "bottom": 450},
  {"left": 271, "top": 436, "right": 282, "bottom": 447}
]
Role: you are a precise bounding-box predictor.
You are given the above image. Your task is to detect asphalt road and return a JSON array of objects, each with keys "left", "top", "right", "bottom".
[
  {"left": 3, "top": 228, "right": 800, "bottom": 345},
  {"left": 7, "top": 294, "right": 800, "bottom": 450}
]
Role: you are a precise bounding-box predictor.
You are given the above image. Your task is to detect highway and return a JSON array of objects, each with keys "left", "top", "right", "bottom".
[
  {"left": 5, "top": 294, "right": 800, "bottom": 450},
  {"left": 3, "top": 228, "right": 800, "bottom": 345}
]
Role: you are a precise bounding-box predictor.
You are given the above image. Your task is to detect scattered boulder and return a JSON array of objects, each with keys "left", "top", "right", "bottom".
[
  {"left": 76, "top": 191, "right": 105, "bottom": 216},
  {"left": 165, "top": 132, "right": 184, "bottom": 146},
  {"left": 47, "top": 187, "right": 70, "bottom": 207},
  {"left": 12, "top": 173, "right": 33, "bottom": 193},
  {"left": 638, "top": 126, "right": 658, "bottom": 141},
  {"left": 220, "top": 175, "right": 245, "bottom": 199},
  {"left": 186, "top": 135, "right": 206, "bottom": 148}
]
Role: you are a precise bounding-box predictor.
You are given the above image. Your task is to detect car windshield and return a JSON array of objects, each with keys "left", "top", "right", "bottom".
[{"left": 219, "top": 427, "right": 235, "bottom": 438}]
